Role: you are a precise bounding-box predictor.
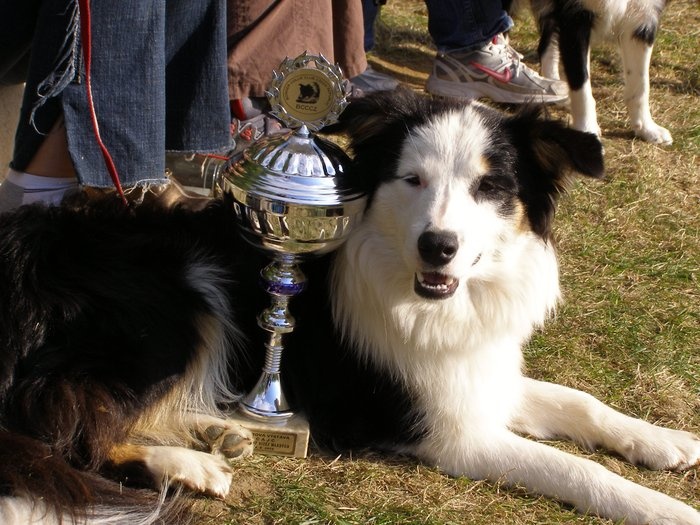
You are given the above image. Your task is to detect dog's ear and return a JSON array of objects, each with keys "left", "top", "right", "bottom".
[
  {"left": 333, "top": 87, "right": 430, "bottom": 147},
  {"left": 326, "top": 88, "right": 464, "bottom": 194},
  {"left": 506, "top": 107, "right": 604, "bottom": 238}
]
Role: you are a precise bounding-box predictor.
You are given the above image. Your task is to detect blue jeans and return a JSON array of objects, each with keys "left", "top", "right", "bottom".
[
  {"left": 362, "top": 0, "right": 379, "bottom": 52},
  {"left": 425, "top": 0, "right": 513, "bottom": 52},
  {"left": 5, "top": 0, "right": 231, "bottom": 187}
]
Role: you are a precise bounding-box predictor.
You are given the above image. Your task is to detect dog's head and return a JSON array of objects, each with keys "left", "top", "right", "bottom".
[{"left": 334, "top": 89, "right": 603, "bottom": 303}]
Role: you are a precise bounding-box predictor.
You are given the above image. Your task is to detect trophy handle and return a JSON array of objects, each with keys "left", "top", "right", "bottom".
[{"left": 239, "top": 257, "right": 305, "bottom": 420}]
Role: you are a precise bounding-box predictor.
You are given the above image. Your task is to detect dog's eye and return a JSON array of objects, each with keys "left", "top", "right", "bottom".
[
  {"left": 402, "top": 174, "right": 422, "bottom": 187},
  {"left": 477, "top": 179, "right": 496, "bottom": 193},
  {"left": 476, "top": 175, "right": 515, "bottom": 196}
]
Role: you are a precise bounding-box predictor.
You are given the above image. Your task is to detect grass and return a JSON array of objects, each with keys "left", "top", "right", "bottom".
[{"left": 196, "top": 2, "right": 699, "bottom": 523}]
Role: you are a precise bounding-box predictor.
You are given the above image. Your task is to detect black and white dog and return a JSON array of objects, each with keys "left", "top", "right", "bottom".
[
  {"left": 507, "top": 0, "right": 672, "bottom": 144},
  {"left": 0, "top": 90, "right": 697, "bottom": 524}
]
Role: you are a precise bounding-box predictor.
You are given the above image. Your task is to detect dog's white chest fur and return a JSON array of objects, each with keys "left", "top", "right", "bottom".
[{"left": 331, "top": 107, "right": 562, "bottom": 438}]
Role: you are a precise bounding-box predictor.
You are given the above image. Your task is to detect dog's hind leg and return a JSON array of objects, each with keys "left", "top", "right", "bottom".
[
  {"left": 106, "top": 443, "right": 234, "bottom": 498},
  {"left": 619, "top": 33, "right": 672, "bottom": 144},
  {"left": 511, "top": 378, "right": 700, "bottom": 471},
  {"left": 539, "top": 34, "right": 561, "bottom": 81},
  {"left": 534, "top": 8, "right": 562, "bottom": 81}
]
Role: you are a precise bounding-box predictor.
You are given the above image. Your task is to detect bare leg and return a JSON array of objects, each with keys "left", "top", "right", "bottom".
[{"left": 24, "top": 117, "right": 77, "bottom": 179}]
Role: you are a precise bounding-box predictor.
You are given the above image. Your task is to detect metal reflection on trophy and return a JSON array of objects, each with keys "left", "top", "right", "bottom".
[{"left": 217, "top": 52, "right": 366, "bottom": 457}]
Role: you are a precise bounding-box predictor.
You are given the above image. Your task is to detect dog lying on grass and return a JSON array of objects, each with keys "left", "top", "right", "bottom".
[{"left": 0, "top": 90, "right": 697, "bottom": 524}]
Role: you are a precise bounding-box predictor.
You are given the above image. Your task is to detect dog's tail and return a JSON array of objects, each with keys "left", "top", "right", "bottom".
[{"left": 0, "top": 431, "right": 193, "bottom": 525}]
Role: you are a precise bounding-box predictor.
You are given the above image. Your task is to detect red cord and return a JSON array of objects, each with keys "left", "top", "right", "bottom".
[
  {"left": 204, "top": 154, "right": 230, "bottom": 161},
  {"left": 231, "top": 99, "right": 247, "bottom": 120},
  {"left": 78, "top": 0, "right": 128, "bottom": 205}
]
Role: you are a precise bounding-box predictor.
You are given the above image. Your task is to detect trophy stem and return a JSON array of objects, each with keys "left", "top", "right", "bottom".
[{"left": 239, "top": 257, "right": 305, "bottom": 421}]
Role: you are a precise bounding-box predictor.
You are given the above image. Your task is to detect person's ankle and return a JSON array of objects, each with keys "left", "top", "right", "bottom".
[{"left": 0, "top": 168, "right": 79, "bottom": 212}]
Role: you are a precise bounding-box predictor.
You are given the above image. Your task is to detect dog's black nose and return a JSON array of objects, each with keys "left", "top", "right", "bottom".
[{"left": 418, "top": 230, "right": 459, "bottom": 266}]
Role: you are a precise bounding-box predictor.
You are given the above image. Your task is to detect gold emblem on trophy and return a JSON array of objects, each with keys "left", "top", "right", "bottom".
[{"left": 268, "top": 52, "right": 348, "bottom": 131}]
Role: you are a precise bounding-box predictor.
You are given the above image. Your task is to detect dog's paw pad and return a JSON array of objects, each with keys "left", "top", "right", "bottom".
[
  {"left": 220, "top": 432, "right": 253, "bottom": 458},
  {"left": 203, "top": 423, "right": 254, "bottom": 460},
  {"left": 204, "top": 425, "right": 226, "bottom": 442}
]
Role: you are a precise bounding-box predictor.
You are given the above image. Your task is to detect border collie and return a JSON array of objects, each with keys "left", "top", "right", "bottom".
[
  {"left": 0, "top": 90, "right": 697, "bottom": 524},
  {"left": 507, "top": 0, "right": 672, "bottom": 144}
]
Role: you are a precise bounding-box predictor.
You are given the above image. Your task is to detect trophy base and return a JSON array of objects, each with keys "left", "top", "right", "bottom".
[{"left": 226, "top": 410, "right": 310, "bottom": 458}]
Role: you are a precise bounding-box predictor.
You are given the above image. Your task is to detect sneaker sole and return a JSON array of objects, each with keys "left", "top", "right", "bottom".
[{"left": 425, "top": 76, "right": 569, "bottom": 105}]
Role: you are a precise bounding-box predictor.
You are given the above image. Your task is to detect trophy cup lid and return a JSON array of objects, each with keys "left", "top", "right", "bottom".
[{"left": 220, "top": 52, "right": 366, "bottom": 256}]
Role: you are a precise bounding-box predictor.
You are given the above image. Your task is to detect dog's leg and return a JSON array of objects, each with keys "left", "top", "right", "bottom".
[
  {"left": 567, "top": 58, "right": 600, "bottom": 136},
  {"left": 619, "top": 34, "right": 672, "bottom": 144},
  {"left": 557, "top": 10, "right": 600, "bottom": 136},
  {"left": 540, "top": 35, "right": 561, "bottom": 81},
  {"left": 107, "top": 443, "right": 234, "bottom": 498},
  {"left": 186, "top": 413, "right": 255, "bottom": 459},
  {"left": 511, "top": 378, "right": 700, "bottom": 471},
  {"left": 416, "top": 427, "right": 700, "bottom": 524},
  {"left": 535, "top": 11, "right": 561, "bottom": 81}
]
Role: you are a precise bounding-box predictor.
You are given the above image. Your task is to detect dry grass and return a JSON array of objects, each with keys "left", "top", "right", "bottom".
[{"left": 194, "top": 2, "right": 699, "bottom": 523}]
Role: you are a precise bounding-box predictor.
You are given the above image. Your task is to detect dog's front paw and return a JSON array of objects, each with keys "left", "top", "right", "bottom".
[
  {"left": 201, "top": 421, "right": 255, "bottom": 460},
  {"left": 621, "top": 424, "right": 700, "bottom": 471},
  {"left": 644, "top": 498, "right": 700, "bottom": 525},
  {"left": 634, "top": 122, "right": 673, "bottom": 144},
  {"left": 146, "top": 447, "right": 234, "bottom": 498}
]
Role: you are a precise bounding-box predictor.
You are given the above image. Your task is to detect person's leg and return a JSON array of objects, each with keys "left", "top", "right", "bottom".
[
  {"left": 6, "top": 0, "right": 168, "bottom": 193},
  {"left": 60, "top": 0, "right": 171, "bottom": 189},
  {"left": 164, "top": 0, "right": 231, "bottom": 154},
  {"left": 426, "top": 0, "right": 512, "bottom": 52},
  {"left": 0, "top": 0, "right": 79, "bottom": 212},
  {"left": 350, "top": 0, "right": 399, "bottom": 94},
  {"left": 23, "top": 117, "right": 75, "bottom": 179},
  {"left": 362, "top": 0, "right": 379, "bottom": 52},
  {"left": 424, "top": 0, "right": 568, "bottom": 104},
  {"left": 2, "top": 0, "right": 231, "bottom": 212},
  {"left": 3, "top": 117, "right": 79, "bottom": 208}
]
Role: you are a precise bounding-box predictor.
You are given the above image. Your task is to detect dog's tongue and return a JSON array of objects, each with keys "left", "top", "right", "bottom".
[{"left": 422, "top": 272, "right": 448, "bottom": 285}]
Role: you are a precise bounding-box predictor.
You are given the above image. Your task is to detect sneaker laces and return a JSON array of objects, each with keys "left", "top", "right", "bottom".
[
  {"left": 232, "top": 118, "right": 265, "bottom": 143},
  {"left": 489, "top": 35, "right": 524, "bottom": 76}
]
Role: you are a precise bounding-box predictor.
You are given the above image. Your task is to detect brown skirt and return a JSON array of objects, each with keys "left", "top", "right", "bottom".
[{"left": 227, "top": 0, "right": 367, "bottom": 99}]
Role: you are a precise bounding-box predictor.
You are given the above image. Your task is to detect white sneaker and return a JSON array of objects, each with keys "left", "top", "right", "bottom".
[{"left": 425, "top": 34, "right": 569, "bottom": 104}]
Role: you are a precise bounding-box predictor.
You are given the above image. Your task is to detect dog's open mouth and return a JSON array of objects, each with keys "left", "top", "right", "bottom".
[{"left": 414, "top": 272, "right": 459, "bottom": 299}]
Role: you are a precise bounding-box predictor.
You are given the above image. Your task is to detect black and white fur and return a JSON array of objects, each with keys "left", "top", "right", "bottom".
[
  {"left": 0, "top": 90, "right": 697, "bottom": 524},
  {"left": 508, "top": 0, "right": 672, "bottom": 144}
]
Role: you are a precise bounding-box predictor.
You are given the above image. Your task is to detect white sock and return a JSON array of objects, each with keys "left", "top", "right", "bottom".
[{"left": 0, "top": 168, "right": 78, "bottom": 212}]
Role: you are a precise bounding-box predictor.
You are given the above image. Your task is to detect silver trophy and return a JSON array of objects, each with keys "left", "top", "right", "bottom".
[{"left": 216, "top": 53, "right": 366, "bottom": 457}]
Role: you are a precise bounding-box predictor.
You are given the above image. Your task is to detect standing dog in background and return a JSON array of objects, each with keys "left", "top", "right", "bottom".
[{"left": 507, "top": 0, "right": 672, "bottom": 144}]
